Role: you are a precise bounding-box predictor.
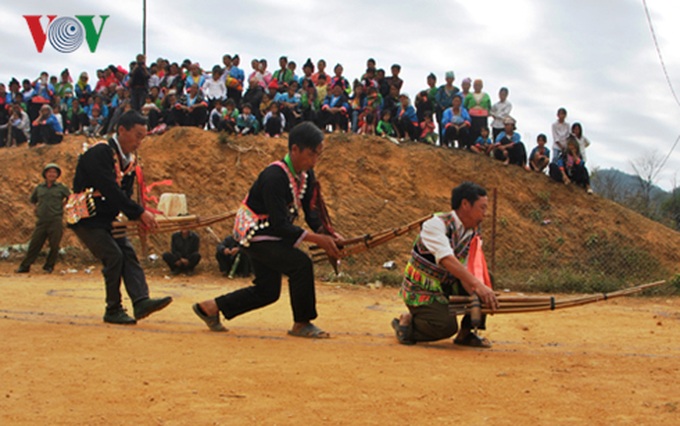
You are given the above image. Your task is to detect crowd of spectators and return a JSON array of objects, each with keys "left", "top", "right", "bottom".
[{"left": 0, "top": 53, "right": 593, "bottom": 192}]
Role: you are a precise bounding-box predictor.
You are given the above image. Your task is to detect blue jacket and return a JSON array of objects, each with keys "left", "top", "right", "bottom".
[{"left": 441, "top": 106, "right": 471, "bottom": 128}]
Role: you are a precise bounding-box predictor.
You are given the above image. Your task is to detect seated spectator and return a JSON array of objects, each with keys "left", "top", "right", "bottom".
[
  {"left": 263, "top": 102, "right": 285, "bottom": 137},
  {"left": 274, "top": 81, "right": 301, "bottom": 131},
  {"left": 382, "top": 84, "right": 401, "bottom": 124},
  {"left": 86, "top": 106, "right": 105, "bottom": 137},
  {"left": 55, "top": 68, "right": 73, "bottom": 98},
  {"left": 470, "top": 126, "right": 493, "bottom": 155},
  {"left": 299, "top": 58, "right": 315, "bottom": 85},
  {"left": 377, "top": 68, "right": 390, "bottom": 98},
  {"left": 236, "top": 103, "right": 259, "bottom": 135},
  {"left": 464, "top": 79, "right": 492, "bottom": 141},
  {"left": 529, "top": 133, "right": 551, "bottom": 172},
  {"left": 63, "top": 98, "right": 88, "bottom": 134},
  {"left": 221, "top": 99, "right": 239, "bottom": 133},
  {"left": 320, "top": 83, "right": 349, "bottom": 133},
  {"left": 349, "top": 83, "right": 366, "bottom": 133},
  {"left": 416, "top": 73, "right": 438, "bottom": 123},
  {"left": 5, "top": 103, "right": 31, "bottom": 146},
  {"left": 311, "top": 59, "right": 328, "bottom": 85},
  {"left": 315, "top": 73, "right": 329, "bottom": 103},
  {"left": 241, "top": 77, "right": 264, "bottom": 118},
  {"left": 418, "top": 113, "right": 438, "bottom": 145},
  {"left": 395, "top": 93, "right": 419, "bottom": 141},
  {"left": 377, "top": 110, "right": 396, "bottom": 138},
  {"left": 33, "top": 71, "right": 55, "bottom": 102},
  {"left": 571, "top": 122, "right": 591, "bottom": 162},
  {"left": 75, "top": 72, "right": 93, "bottom": 105},
  {"left": 551, "top": 107, "right": 570, "bottom": 163},
  {"left": 359, "top": 86, "right": 382, "bottom": 135},
  {"left": 141, "top": 95, "right": 161, "bottom": 130},
  {"left": 208, "top": 98, "right": 226, "bottom": 131},
  {"left": 441, "top": 96, "right": 471, "bottom": 149},
  {"left": 30, "top": 104, "right": 63, "bottom": 145},
  {"left": 549, "top": 136, "right": 593, "bottom": 193},
  {"left": 490, "top": 87, "right": 511, "bottom": 141},
  {"left": 184, "top": 63, "right": 206, "bottom": 93},
  {"left": 329, "top": 64, "right": 351, "bottom": 96},
  {"left": 259, "top": 59, "right": 273, "bottom": 92},
  {"left": 259, "top": 92, "right": 273, "bottom": 121},
  {"left": 300, "top": 82, "right": 321, "bottom": 126},
  {"left": 216, "top": 235, "right": 252, "bottom": 278},
  {"left": 202, "top": 65, "right": 227, "bottom": 110},
  {"left": 160, "top": 62, "right": 184, "bottom": 94},
  {"left": 287, "top": 60, "right": 298, "bottom": 85},
  {"left": 272, "top": 56, "right": 295, "bottom": 92},
  {"left": 385, "top": 64, "right": 404, "bottom": 93},
  {"left": 493, "top": 116, "right": 527, "bottom": 167},
  {"left": 162, "top": 229, "right": 201, "bottom": 276},
  {"left": 435, "top": 71, "right": 460, "bottom": 138},
  {"left": 361, "top": 67, "right": 379, "bottom": 91},
  {"left": 173, "top": 84, "right": 208, "bottom": 128}
]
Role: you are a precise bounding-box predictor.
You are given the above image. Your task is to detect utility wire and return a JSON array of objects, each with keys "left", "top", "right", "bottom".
[{"left": 642, "top": 0, "right": 680, "bottom": 173}]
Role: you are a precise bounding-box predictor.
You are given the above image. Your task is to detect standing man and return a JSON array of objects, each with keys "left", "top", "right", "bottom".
[
  {"left": 16, "top": 164, "right": 71, "bottom": 274},
  {"left": 129, "top": 54, "right": 150, "bottom": 112},
  {"left": 69, "top": 110, "right": 172, "bottom": 325},
  {"left": 393, "top": 182, "right": 498, "bottom": 347},
  {"left": 162, "top": 229, "right": 201, "bottom": 276},
  {"left": 193, "top": 122, "right": 341, "bottom": 337}
]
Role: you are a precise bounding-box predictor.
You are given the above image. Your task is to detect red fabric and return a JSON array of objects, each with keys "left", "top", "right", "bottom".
[
  {"left": 135, "top": 164, "right": 172, "bottom": 215},
  {"left": 467, "top": 235, "right": 492, "bottom": 289}
]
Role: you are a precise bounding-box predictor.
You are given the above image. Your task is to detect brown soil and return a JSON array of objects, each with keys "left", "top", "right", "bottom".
[
  {"left": 1, "top": 128, "right": 679, "bottom": 284},
  {"left": 1, "top": 270, "right": 678, "bottom": 425}
]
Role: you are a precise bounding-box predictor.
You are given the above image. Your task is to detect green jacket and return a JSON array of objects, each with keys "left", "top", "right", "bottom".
[{"left": 30, "top": 182, "right": 71, "bottom": 222}]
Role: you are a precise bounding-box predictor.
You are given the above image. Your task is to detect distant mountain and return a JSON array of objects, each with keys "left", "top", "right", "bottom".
[{"left": 590, "top": 167, "right": 669, "bottom": 210}]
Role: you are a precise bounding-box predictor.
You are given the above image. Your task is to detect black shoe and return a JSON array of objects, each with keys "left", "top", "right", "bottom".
[
  {"left": 103, "top": 309, "right": 137, "bottom": 325},
  {"left": 16, "top": 266, "right": 30, "bottom": 273},
  {"left": 133, "top": 296, "right": 173, "bottom": 320},
  {"left": 42, "top": 265, "right": 54, "bottom": 273}
]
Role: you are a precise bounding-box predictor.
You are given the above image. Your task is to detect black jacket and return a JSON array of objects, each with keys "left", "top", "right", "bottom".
[{"left": 70, "top": 139, "right": 144, "bottom": 229}]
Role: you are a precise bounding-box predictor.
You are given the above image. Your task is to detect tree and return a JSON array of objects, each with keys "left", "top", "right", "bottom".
[{"left": 630, "top": 151, "right": 665, "bottom": 218}]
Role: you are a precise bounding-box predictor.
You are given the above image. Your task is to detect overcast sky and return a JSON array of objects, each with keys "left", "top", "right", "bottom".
[{"left": 2, "top": 0, "right": 679, "bottom": 190}]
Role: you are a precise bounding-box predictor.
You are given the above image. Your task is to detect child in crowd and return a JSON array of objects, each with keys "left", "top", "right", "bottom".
[
  {"left": 315, "top": 74, "right": 328, "bottom": 103},
  {"left": 259, "top": 93, "right": 272, "bottom": 119},
  {"left": 490, "top": 87, "right": 511, "bottom": 141},
  {"left": 235, "top": 103, "right": 259, "bottom": 136},
  {"left": 360, "top": 86, "right": 381, "bottom": 136},
  {"left": 418, "top": 113, "right": 438, "bottom": 145},
  {"left": 87, "top": 106, "right": 104, "bottom": 137},
  {"left": 571, "top": 122, "right": 591, "bottom": 162},
  {"left": 377, "top": 110, "right": 396, "bottom": 138},
  {"left": 551, "top": 107, "right": 570, "bottom": 162},
  {"left": 549, "top": 136, "right": 593, "bottom": 194},
  {"left": 141, "top": 95, "right": 161, "bottom": 130},
  {"left": 470, "top": 126, "right": 493, "bottom": 155},
  {"left": 529, "top": 133, "right": 551, "bottom": 172},
  {"left": 263, "top": 102, "right": 285, "bottom": 137},
  {"left": 222, "top": 99, "right": 239, "bottom": 133},
  {"left": 209, "top": 98, "right": 225, "bottom": 131}
]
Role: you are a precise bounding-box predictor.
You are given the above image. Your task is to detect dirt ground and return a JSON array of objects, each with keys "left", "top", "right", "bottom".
[{"left": 1, "top": 266, "right": 678, "bottom": 425}]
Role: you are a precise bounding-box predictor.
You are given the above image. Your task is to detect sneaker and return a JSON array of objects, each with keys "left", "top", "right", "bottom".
[
  {"left": 103, "top": 308, "right": 137, "bottom": 325},
  {"left": 133, "top": 296, "right": 173, "bottom": 320},
  {"left": 192, "top": 303, "right": 227, "bottom": 332}
]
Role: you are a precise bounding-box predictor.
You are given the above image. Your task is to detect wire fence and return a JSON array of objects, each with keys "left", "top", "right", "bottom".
[{"left": 485, "top": 188, "right": 672, "bottom": 293}]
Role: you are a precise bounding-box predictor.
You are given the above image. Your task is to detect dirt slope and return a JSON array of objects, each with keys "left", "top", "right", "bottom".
[{"left": 1, "top": 128, "right": 678, "bottom": 285}]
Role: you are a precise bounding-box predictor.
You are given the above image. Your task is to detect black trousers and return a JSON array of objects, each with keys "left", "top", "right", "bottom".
[
  {"left": 443, "top": 125, "right": 470, "bottom": 149},
  {"left": 494, "top": 142, "right": 527, "bottom": 166},
  {"left": 130, "top": 87, "right": 148, "bottom": 112},
  {"left": 72, "top": 226, "right": 149, "bottom": 312},
  {"left": 264, "top": 116, "right": 283, "bottom": 136},
  {"left": 19, "top": 219, "right": 63, "bottom": 270},
  {"left": 396, "top": 117, "right": 418, "bottom": 140},
  {"left": 320, "top": 110, "right": 348, "bottom": 131},
  {"left": 30, "top": 124, "right": 63, "bottom": 145},
  {"left": 469, "top": 116, "right": 488, "bottom": 141},
  {"left": 407, "top": 302, "right": 487, "bottom": 343},
  {"left": 162, "top": 251, "right": 201, "bottom": 272},
  {"left": 215, "top": 241, "right": 317, "bottom": 323},
  {"left": 549, "top": 162, "right": 590, "bottom": 188}
]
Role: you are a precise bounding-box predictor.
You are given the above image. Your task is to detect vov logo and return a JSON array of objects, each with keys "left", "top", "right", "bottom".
[{"left": 24, "top": 15, "right": 109, "bottom": 53}]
